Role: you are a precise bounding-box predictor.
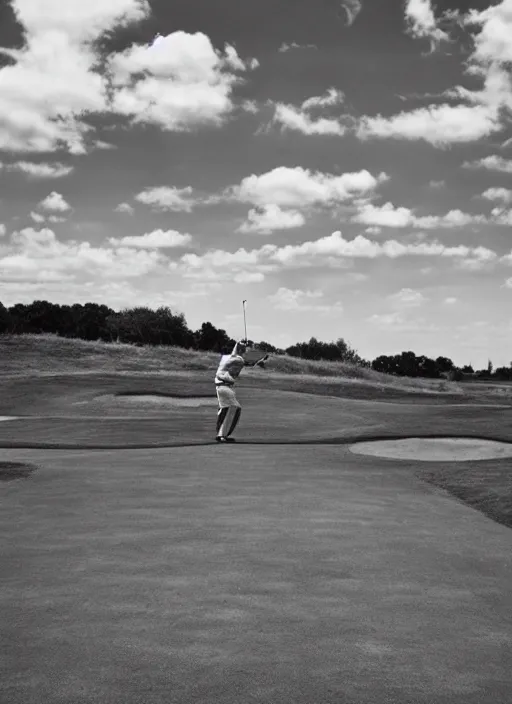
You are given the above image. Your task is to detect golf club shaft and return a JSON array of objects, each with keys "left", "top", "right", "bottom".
[{"left": 243, "top": 300, "right": 248, "bottom": 342}]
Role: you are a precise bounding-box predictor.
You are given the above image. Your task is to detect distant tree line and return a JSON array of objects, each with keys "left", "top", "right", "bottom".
[{"left": 1, "top": 300, "right": 511, "bottom": 380}]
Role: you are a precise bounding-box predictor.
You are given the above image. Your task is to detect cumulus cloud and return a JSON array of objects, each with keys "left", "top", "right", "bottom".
[
  {"left": 444, "top": 297, "right": 457, "bottom": 304},
  {"left": 0, "top": 0, "right": 150, "bottom": 153},
  {"left": 231, "top": 167, "right": 386, "bottom": 233},
  {"left": 238, "top": 205, "right": 305, "bottom": 234},
  {"left": 134, "top": 186, "right": 197, "bottom": 212},
  {"left": 39, "top": 191, "right": 71, "bottom": 212},
  {"left": 464, "top": 155, "right": 512, "bottom": 173},
  {"left": 177, "top": 230, "right": 499, "bottom": 282},
  {"left": 30, "top": 211, "right": 45, "bottom": 223},
  {"left": 357, "top": 103, "right": 501, "bottom": 146},
  {"left": 6, "top": 161, "right": 74, "bottom": 178},
  {"left": 358, "top": 0, "right": 512, "bottom": 146},
  {"left": 114, "top": 202, "right": 134, "bottom": 215},
  {"left": 353, "top": 202, "right": 486, "bottom": 228},
  {"left": 0, "top": 224, "right": 6, "bottom": 237},
  {"left": 482, "top": 187, "right": 512, "bottom": 203},
  {"left": 0, "top": 2, "right": 255, "bottom": 153},
  {"left": 272, "top": 88, "right": 347, "bottom": 136},
  {"left": 388, "top": 287, "right": 427, "bottom": 308},
  {"left": 1, "top": 226, "right": 163, "bottom": 282},
  {"left": 404, "top": 0, "right": 449, "bottom": 48},
  {"left": 268, "top": 287, "right": 343, "bottom": 314},
  {"left": 232, "top": 166, "right": 387, "bottom": 209},
  {"left": 108, "top": 229, "right": 192, "bottom": 248},
  {"left": 108, "top": 31, "right": 257, "bottom": 132},
  {"left": 273, "top": 104, "right": 347, "bottom": 136}
]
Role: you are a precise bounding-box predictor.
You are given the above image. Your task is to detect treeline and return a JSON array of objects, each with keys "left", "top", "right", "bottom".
[
  {"left": 372, "top": 351, "right": 512, "bottom": 381},
  {"left": 1, "top": 300, "right": 511, "bottom": 380}
]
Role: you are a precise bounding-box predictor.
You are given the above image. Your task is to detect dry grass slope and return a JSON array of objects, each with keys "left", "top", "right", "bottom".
[{"left": 0, "top": 334, "right": 451, "bottom": 393}]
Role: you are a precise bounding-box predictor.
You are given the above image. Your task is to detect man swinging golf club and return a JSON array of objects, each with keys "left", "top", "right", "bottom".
[
  {"left": 214, "top": 339, "right": 247, "bottom": 443},
  {"left": 214, "top": 300, "right": 248, "bottom": 443}
]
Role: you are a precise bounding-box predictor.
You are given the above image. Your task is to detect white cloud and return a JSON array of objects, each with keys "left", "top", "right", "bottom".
[
  {"left": 491, "top": 207, "right": 512, "bottom": 225},
  {"left": 353, "top": 202, "right": 486, "bottom": 228},
  {"left": 0, "top": 224, "right": 5, "bottom": 237},
  {"left": 231, "top": 166, "right": 387, "bottom": 209},
  {"left": 465, "top": 0, "right": 512, "bottom": 66},
  {"left": 268, "top": 287, "right": 343, "bottom": 314},
  {"left": 429, "top": 179, "right": 445, "bottom": 188},
  {"left": 48, "top": 215, "right": 66, "bottom": 223},
  {"left": 301, "top": 88, "right": 345, "bottom": 110},
  {"left": 278, "top": 42, "right": 317, "bottom": 53},
  {"left": 272, "top": 88, "right": 347, "bottom": 136},
  {"left": 0, "top": 0, "right": 150, "bottom": 154},
  {"left": 30, "top": 211, "right": 45, "bottom": 223},
  {"left": 134, "top": 186, "right": 196, "bottom": 212},
  {"left": 108, "top": 229, "right": 192, "bottom": 248},
  {"left": 359, "top": 1, "right": 512, "bottom": 147},
  {"left": 177, "top": 230, "right": 499, "bottom": 282},
  {"left": 388, "top": 287, "right": 426, "bottom": 308},
  {"left": 444, "top": 297, "right": 457, "bottom": 304},
  {"left": 1, "top": 226, "right": 163, "bottom": 282},
  {"left": 340, "top": 0, "right": 363, "bottom": 26},
  {"left": 7, "top": 161, "right": 74, "bottom": 178},
  {"left": 505, "top": 277, "right": 512, "bottom": 288},
  {"left": 238, "top": 205, "right": 305, "bottom": 234},
  {"left": 357, "top": 103, "right": 501, "bottom": 146},
  {"left": 115, "top": 202, "right": 135, "bottom": 215},
  {"left": 404, "top": 0, "right": 449, "bottom": 47},
  {"left": 482, "top": 187, "right": 512, "bottom": 203},
  {"left": 108, "top": 31, "right": 257, "bottom": 132},
  {"left": 94, "top": 140, "right": 116, "bottom": 150},
  {"left": 39, "top": 191, "right": 71, "bottom": 212},
  {"left": 0, "top": 4, "right": 254, "bottom": 154},
  {"left": 273, "top": 104, "right": 347, "bottom": 136},
  {"left": 464, "top": 155, "right": 512, "bottom": 173}
]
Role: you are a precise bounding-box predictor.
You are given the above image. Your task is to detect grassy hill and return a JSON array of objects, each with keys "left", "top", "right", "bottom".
[
  {"left": 0, "top": 333, "right": 448, "bottom": 388},
  {"left": 2, "top": 334, "right": 511, "bottom": 404}
]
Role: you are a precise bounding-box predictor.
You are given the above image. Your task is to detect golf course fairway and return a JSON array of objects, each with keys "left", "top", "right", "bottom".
[{"left": 1, "top": 370, "right": 511, "bottom": 703}]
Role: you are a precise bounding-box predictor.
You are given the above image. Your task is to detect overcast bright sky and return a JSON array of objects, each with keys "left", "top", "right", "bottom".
[{"left": 1, "top": 0, "right": 512, "bottom": 367}]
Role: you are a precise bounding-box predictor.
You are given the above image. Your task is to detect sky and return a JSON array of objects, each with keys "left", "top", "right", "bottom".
[{"left": 0, "top": 0, "right": 511, "bottom": 368}]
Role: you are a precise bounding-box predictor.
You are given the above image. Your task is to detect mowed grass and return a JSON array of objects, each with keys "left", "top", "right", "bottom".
[{"left": 1, "top": 333, "right": 512, "bottom": 527}]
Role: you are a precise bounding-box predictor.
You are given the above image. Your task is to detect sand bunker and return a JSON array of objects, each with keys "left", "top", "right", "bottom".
[
  {"left": 349, "top": 437, "right": 512, "bottom": 462},
  {"left": 92, "top": 394, "right": 218, "bottom": 408}
]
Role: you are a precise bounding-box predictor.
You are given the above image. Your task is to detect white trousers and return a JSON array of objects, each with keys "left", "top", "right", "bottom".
[{"left": 216, "top": 385, "right": 241, "bottom": 438}]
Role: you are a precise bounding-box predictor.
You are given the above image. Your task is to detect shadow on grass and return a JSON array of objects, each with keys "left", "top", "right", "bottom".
[{"left": 0, "top": 462, "right": 37, "bottom": 482}]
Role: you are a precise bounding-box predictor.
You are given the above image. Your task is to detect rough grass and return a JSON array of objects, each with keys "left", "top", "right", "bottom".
[{"left": 0, "top": 333, "right": 452, "bottom": 394}]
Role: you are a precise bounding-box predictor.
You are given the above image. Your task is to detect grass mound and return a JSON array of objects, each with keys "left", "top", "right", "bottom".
[{"left": 0, "top": 334, "right": 452, "bottom": 394}]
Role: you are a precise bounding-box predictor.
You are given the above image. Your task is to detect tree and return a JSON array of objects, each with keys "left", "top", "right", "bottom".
[
  {"left": 461, "top": 364, "right": 474, "bottom": 374},
  {"left": 194, "top": 322, "right": 234, "bottom": 352},
  {"left": 106, "top": 307, "right": 194, "bottom": 347},
  {"left": 0, "top": 302, "right": 12, "bottom": 334},
  {"left": 435, "top": 356, "right": 454, "bottom": 374}
]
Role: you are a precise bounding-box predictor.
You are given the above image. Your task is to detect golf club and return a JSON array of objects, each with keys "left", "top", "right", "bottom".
[{"left": 242, "top": 300, "right": 248, "bottom": 344}]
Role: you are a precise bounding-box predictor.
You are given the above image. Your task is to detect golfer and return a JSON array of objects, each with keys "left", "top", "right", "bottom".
[{"left": 214, "top": 340, "right": 247, "bottom": 443}]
